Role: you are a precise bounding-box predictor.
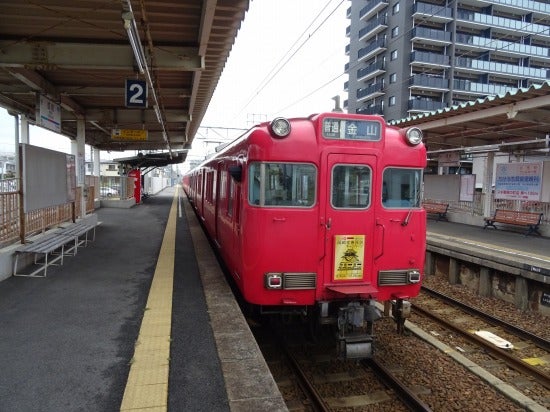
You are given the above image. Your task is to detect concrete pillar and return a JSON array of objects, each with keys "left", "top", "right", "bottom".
[
  {"left": 448, "top": 257, "right": 459, "bottom": 284},
  {"left": 20, "top": 115, "right": 30, "bottom": 144},
  {"left": 92, "top": 147, "right": 100, "bottom": 177},
  {"left": 425, "top": 251, "right": 435, "bottom": 276},
  {"left": 515, "top": 276, "right": 529, "bottom": 311},
  {"left": 482, "top": 152, "right": 495, "bottom": 218},
  {"left": 71, "top": 118, "right": 86, "bottom": 218},
  {"left": 479, "top": 267, "right": 491, "bottom": 297}
]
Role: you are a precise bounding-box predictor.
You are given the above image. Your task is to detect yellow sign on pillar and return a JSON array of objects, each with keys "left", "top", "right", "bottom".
[
  {"left": 333, "top": 235, "right": 365, "bottom": 280},
  {"left": 111, "top": 129, "right": 148, "bottom": 141}
]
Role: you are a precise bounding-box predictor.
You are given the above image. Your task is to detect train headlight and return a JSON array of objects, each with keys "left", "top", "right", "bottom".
[
  {"left": 269, "top": 117, "right": 291, "bottom": 138},
  {"left": 265, "top": 273, "right": 283, "bottom": 289},
  {"left": 405, "top": 127, "right": 423, "bottom": 145}
]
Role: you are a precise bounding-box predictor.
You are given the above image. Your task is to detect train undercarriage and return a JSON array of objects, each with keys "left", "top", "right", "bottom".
[{"left": 260, "top": 297, "right": 412, "bottom": 359}]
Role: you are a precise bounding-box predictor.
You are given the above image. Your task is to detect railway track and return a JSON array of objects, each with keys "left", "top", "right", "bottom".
[
  {"left": 255, "top": 323, "right": 432, "bottom": 411},
  {"left": 413, "top": 286, "right": 550, "bottom": 406}
]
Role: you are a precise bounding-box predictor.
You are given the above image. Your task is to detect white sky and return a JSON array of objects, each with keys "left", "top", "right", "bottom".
[{"left": 0, "top": 0, "right": 349, "bottom": 165}]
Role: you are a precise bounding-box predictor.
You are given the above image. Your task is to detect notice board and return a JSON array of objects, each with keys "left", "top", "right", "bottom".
[{"left": 21, "top": 144, "right": 76, "bottom": 212}]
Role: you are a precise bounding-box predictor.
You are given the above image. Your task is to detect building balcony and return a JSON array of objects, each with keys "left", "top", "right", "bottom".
[
  {"left": 357, "top": 82, "right": 385, "bottom": 102},
  {"left": 455, "top": 56, "right": 550, "bottom": 80},
  {"left": 411, "top": 27, "right": 452, "bottom": 46},
  {"left": 485, "top": 0, "right": 550, "bottom": 15},
  {"left": 346, "top": 6, "right": 351, "bottom": 19},
  {"left": 358, "top": 38, "right": 386, "bottom": 62},
  {"left": 345, "top": 44, "right": 350, "bottom": 56},
  {"left": 453, "top": 79, "right": 518, "bottom": 96},
  {"left": 357, "top": 60, "right": 386, "bottom": 82},
  {"left": 410, "top": 51, "right": 450, "bottom": 68},
  {"left": 359, "top": 15, "right": 387, "bottom": 41},
  {"left": 409, "top": 74, "right": 449, "bottom": 91},
  {"left": 456, "top": 34, "right": 550, "bottom": 60},
  {"left": 408, "top": 98, "right": 446, "bottom": 113},
  {"left": 360, "top": 0, "right": 389, "bottom": 22},
  {"left": 456, "top": 9, "right": 550, "bottom": 39},
  {"left": 357, "top": 105, "right": 384, "bottom": 115},
  {"left": 412, "top": 2, "right": 453, "bottom": 23},
  {"left": 344, "top": 81, "right": 348, "bottom": 92}
]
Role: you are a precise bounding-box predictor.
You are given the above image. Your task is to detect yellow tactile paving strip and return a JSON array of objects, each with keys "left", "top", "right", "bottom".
[{"left": 120, "top": 188, "right": 178, "bottom": 411}]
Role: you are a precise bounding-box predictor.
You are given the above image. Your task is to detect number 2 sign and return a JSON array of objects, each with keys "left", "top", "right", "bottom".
[{"left": 125, "top": 79, "right": 148, "bottom": 108}]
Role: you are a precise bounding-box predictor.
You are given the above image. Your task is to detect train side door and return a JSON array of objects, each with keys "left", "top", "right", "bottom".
[{"left": 320, "top": 153, "right": 377, "bottom": 292}]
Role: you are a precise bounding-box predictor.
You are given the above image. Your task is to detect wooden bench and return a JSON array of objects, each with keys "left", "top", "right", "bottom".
[
  {"left": 423, "top": 202, "right": 449, "bottom": 221},
  {"left": 483, "top": 209, "right": 543, "bottom": 236},
  {"left": 13, "top": 214, "right": 99, "bottom": 277}
]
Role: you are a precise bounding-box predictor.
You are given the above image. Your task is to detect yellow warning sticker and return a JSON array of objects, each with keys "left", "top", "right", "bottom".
[{"left": 334, "top": 235, "right": 365, "bottom": 280}]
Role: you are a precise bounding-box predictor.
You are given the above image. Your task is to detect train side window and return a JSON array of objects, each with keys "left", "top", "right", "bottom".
[
  {"left": 228, "top": 177, "right": 234, "bottom": 217},
  {"left": 331, "top": 164, "right": 371, "bottom": 209},
  {"left": 382, "top": 168, "right": 422, "bottom": 208},
  {"left": 248, "top": 162, "right": 316, "bottom": 207}
]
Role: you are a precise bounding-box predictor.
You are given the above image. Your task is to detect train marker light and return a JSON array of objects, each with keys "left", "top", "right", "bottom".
[
  {"left": 408, "top": 270, "right": 421, "bottom": 283},
  {"left": 405, "top": 127, "right": 423, "bottom": 145},
  {"left": 265, "top": 273, "right": 283, "bottom": 289},
  {"left": 269, "top": 118, "right": 291, "bottom": 138}
]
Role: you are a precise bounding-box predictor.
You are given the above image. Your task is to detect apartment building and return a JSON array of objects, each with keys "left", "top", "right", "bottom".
[{"left": 345, "top": 0, "right": 550, "bottom": 121}]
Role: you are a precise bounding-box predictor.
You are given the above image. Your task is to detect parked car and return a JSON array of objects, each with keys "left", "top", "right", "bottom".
[{"left": 100, "top": 187, "right": 119, "bottom": 197}]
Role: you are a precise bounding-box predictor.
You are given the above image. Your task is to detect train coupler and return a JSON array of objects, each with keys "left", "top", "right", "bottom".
[
  {"left": 391, "top": 299, "right": 411, "bottom": 334},
  {"left": 337, "top": 333, "right": 373, "bottom": 359}
]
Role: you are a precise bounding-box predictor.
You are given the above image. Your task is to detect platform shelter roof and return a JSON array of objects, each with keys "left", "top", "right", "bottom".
[
  {"left": 391, "top": 82, "right": 550, "bottom": 155},
  {"left": 0, "top": 0, "right": 250, "bottom": 161}
]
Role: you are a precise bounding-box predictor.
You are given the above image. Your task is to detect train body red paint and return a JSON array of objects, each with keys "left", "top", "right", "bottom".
[{"left": 183, "top": 112, "right": 427, "bottom": 358}]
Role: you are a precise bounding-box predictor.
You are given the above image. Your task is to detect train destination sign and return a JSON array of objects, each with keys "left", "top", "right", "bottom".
[
  {"left": 111, "top": 129, "right": 148, "bottom": 141},
  {"left": 323, "top": 118, "right": 381, "bottom": 141}
]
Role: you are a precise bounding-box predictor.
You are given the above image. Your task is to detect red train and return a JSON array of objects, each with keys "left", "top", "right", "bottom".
[{"left": 183, "top": 112, "right": 426, "bottom": 358}]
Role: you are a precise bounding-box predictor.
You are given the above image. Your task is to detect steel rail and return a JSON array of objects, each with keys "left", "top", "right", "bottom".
[
  {"left": 421, "top": 286, "right": 550, "bottom": 351},
  {"left": 363, "top": 358, "right": 433, "bottom": 412},
  {"left": 282, "top": 346, "right": 331, "bottom": 412},
  {"left": 412, "top": 303, "right": 550, "bottom": 391}
]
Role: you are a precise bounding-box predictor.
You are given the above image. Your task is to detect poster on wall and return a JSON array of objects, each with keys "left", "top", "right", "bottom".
[
  {"left": 459, "top": 174, "right": 476, "bottom": 202},
  {"left": 494, "top": 162, "right": 542, "bottom": 200}
]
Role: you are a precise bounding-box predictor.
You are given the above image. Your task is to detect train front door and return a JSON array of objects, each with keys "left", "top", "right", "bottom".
[{"left": 320, "top": 153, "right": 377, "bottom": 295}]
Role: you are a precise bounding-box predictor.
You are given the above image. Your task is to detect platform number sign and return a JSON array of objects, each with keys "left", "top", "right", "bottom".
[{"left": 125, "top": 79, "right": 147, "bottom": 108}]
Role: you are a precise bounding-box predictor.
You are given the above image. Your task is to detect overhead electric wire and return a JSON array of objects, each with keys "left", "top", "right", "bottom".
[{"left": 235, "top": 0, "right": 345, "bottom": 118}]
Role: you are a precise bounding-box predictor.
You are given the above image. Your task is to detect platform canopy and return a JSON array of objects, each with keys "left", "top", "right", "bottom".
[
  {"left": 0, "top": 0, "right": 250, "bottom": 161},
  {"left": 391, "top": 82, "right": 550, "bottom": 155}
]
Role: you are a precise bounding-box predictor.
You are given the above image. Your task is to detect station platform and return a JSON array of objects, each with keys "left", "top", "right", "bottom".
[
  {"left": 0, "top": 187, "right": 286, "bottom": 412},
  {"left": 0, "top": 187, "right": 548, "bottom": 411}
]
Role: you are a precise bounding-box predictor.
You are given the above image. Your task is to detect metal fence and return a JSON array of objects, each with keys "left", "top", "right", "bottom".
[{"left": 427, "top": 192, "right": 550, "bottom": 225}]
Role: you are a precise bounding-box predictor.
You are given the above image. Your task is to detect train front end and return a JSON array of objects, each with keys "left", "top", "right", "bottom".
[{"left": 241, "top": 114, "right": 426, "bottom": 359}]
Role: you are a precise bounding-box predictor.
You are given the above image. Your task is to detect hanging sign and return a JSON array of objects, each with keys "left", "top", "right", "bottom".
[
  {"left": 111, "top": 129, "right": 148, "bottom": 141},
  {"left": 125, "top": 79, "right": 147, "bottom": 108},
  {"left": 36, "top": 94, "right": 61, "bottom": 133}
]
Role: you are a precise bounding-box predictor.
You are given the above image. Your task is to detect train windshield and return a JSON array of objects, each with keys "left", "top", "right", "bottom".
[
  {"left": 382, "top": 168, "right": 422, "bottom": 208},
  {"left": 331, "top": 164, "right": 371, "bottom": 209},
  {"left": 248, "top": 162, "right": 316, "bottom": 207}
]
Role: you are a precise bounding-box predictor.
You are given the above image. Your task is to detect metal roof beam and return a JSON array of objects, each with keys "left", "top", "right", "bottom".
[
  {"left": 0, "top": 41, "right": 202, "bottom": 71},
  {"left": 82, "top": 109, "right": 191, "bottom": 123}
]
